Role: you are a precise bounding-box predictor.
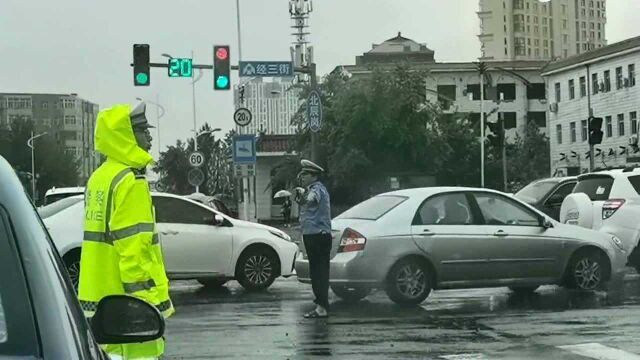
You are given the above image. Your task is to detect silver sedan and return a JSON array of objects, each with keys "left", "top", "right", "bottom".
[{"left": 295, "top": 187, "right": 627, "bottom": 305}]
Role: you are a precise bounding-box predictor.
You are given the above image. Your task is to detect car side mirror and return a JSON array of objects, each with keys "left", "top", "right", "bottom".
[
  {"left": 546, "top": 193, "right": 564, "bottom": 206},
  {"left": 541, "top": 217, "right": 554, "bottom": 229},
  {"left": 91, "top": 295, "right": 164, "bottom": 345},
  {"left": 208, "top": 214, "right": 224, "bottom": 226}
]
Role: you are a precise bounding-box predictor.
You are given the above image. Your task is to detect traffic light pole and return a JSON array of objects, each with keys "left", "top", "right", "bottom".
[{"left": 501, "top": 115, "right": 507, "bottom": 192}]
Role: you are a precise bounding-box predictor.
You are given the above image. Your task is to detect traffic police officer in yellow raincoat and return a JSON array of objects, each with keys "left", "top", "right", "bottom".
[{"left": 78, "top": 102, "right": 174, "bottom": 359}]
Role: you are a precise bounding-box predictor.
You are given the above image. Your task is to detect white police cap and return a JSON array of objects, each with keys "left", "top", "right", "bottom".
[
  {"left": 300, "top": 159, "right": 324, "bottom": 174},
  {"left": 130, "top": 102, "right": 155, "bottom": 129}
]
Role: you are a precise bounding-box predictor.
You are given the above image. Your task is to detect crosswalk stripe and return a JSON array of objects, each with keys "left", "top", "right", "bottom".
[
  {"left": 440, "top": 354, "right": 488, "bottom": 360},
  {"left": 558, "top": 343, "right": 640, "bottom": 359}
]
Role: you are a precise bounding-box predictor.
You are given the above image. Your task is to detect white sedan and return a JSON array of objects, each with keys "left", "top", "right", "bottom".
[{"left": 42, "top": 193, "right": 299, "bottom": 291}]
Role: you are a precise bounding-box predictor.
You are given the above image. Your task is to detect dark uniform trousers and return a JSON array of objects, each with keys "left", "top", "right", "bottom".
[{"left": 303, "top": 232, "right": 332, "bottom": 309}]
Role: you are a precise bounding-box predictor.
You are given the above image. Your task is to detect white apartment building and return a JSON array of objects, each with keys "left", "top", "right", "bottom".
[
  {"left": 339, "top": 34, "right": 550, "bottom": 141},
  {"left": 234, "top": 78, "right": 301, "bottom": 136},
  {"left": 543, "top": 36, "right": 640, "bottom": 176},
  {"left": 478, "top": 0, "right": 607, "bottom": 61}
]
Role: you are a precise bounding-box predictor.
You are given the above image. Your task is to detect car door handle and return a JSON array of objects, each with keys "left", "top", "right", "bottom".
[
  {"left": 419, "top": 229, "right": 436, "bottom": 236},
  {"left": 161, "top": 230, "right": 178, "bottom": 235},
  {"left": 493, "top": 230, "right": 509, "bottom": 237}
]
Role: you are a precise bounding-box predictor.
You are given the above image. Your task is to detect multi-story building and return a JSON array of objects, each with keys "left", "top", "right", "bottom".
[
  {"left": 338, "top": 33, "right": 550, "bottom": 141},
  {"left": 543, "top": 36, "right": 640, "bottom": 176},
  {"left": 234, "top": 78, "right": 301, "bottom": 136},
  {"left": 0, "top": 93, "right": 100, "bottom": 182},
  {"left": 478, "top": 0, "right": 607, "bottom": 61}
]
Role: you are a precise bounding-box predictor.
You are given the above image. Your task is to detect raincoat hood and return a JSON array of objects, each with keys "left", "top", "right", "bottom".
[{"left": 95, "top": 104, "right": 153, "bottom": 169}]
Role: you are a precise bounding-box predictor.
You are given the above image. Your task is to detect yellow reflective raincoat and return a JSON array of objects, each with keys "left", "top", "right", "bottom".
[{"left": 78, "top": 104, "right": 174, "bottom": 359}]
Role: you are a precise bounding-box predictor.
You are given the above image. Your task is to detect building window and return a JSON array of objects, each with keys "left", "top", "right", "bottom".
[
  {"left": 581, "top": 0, "right": 585, "bottom": 6},
  {"left": 606, "top": 116, "right": 612, "bottom": 137},
  {"left": 543, "top": 27, "right": 548, "bottom": 36},
  {"left": 6, "top": 97, "right": 32, "bottom": 109},
  {"left": 577, "top": 43, "right": 581, "bottom": 54},
  {"left": 515, "top": 37, "right": 526, "bottom": 55},
  {"left": 629, "top": 64, "right": 636, "bottom": 87},
  {"left": 632, "top": 112, "right": 638, "bottom": 135},
  {"left": 563, "top": 34, "right": 568, "bottom": 44},
  {"left": 555, "top": 82, "right": 561, "bottom": 102},
  {"left": 556, "top": 124, "right": 563, "bottom": 144},
  {"left": 63, "top": 99, "right": 76, "bottom": 109},
  {"left": 616, "top": 67, "right": 623, "bottom": 89},
  {"left": 542, "top": 18, "right": 547, "bottom": 25},
  {"left": 41, "top": 102, "right": 48, "bottom": 109},
  {"left": 564, "top": 49, "right": 568, "bottom": 57},
  {"left": 64, "top": 115, "right": 76, "bottom": 125},
  {"left": 527, "top": 83, "right": 546, "bottom": 99},
  {"left": 618, "top": 114, "right": 625, "bottom": 136},
  {"left": 528, "top": 112, "right": 546, "bottom": 128},
  {"left": 534, "top": 16, "right": 538, "bottom": 24},
  {"left": 570, "top": 122, "right": 577, "bottom": 143},
  {"left": 604, "top": 70, "right": 611, "bottom": 92},
  {"left": 502, "top": 112, "right": 517, "bottom": 129},
  {"left": 569, "top": 79, "right": 575, "bottom": 100},
  {"left": 514, "top": 0, "right": 524, "bottom": 10},
  {"left": 580, "top": 76, "right": 587, "bottom": 97},
  {"left": 562, "top": 4, "right": 567, "bottom": 14},
  {"left": 590, "top": 22, "right": 595, "bottom": 29},
  {"left": 592, "top": 73, "right": 599, "bottom": 94},
  {"left": 580, "top": 120, "right": 588, "bottom": 141},
  {"left": 436, "top": 85, "right": 456, "bottom": 110}
]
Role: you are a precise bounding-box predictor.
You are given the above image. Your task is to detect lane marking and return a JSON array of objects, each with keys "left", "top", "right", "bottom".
[
  {"left": 440, "top": 354, "right": 488, "bottom": 360},
  {"left": 558, "top": 343, "right": 640, "bottom": 360}
]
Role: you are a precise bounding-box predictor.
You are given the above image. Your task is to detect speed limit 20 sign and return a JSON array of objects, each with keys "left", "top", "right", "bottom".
[
  {"left": 234, "top": 107, "right": 252, "bottom": 127},
  {"left": 189, "top": 152, "right": 205, "bottom": 167}
]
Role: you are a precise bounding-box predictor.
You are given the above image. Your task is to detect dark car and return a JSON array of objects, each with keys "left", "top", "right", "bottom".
[
  {"left": 514, "top": 176, "right": 577, "bottom": 220},
  {"left": 0, "top": 155, "right": 165, "bottom": 359}
]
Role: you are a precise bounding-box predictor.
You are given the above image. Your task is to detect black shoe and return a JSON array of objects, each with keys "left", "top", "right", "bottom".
[{"left": 303, "top": 310, "right": 328, "bottom": 319}]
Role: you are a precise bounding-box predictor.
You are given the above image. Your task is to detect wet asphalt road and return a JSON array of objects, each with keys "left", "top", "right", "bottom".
[{"left": 163, "top": 274, "right": 640, "bottom": 360}]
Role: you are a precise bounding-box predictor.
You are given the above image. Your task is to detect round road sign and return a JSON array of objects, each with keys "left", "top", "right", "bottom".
[
  {"left": 188, "top": 168, "right": 205, "bottom": 187},
  {"left": 189, "top": 152, "right": 205, "bottom": 167},
  {"left": 234, "top": 107, "right": 252, "bottom": 127}
]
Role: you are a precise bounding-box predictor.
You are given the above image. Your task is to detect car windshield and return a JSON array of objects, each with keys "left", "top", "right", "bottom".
[
  {"left": 38, "top": 196, "right": 83, "bottom": 219},
  {"left": 514, "top": 179, "right": 560, "bottom": 204},
  {"left": 337, "top": 195, "right": 407, "bottom": 220}
]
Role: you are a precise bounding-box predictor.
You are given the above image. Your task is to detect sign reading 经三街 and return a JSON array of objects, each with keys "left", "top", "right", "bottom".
[{"left": 239, "top": 61, "right": 294, "bottom": 77}]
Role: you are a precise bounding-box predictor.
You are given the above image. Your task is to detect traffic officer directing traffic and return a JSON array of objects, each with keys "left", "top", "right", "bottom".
[
  {"left": 78, "top": 102, "right": 174, "bottom": 359},
  {"left": 296, "top": 159, "right": 332, "bottom": 318}
]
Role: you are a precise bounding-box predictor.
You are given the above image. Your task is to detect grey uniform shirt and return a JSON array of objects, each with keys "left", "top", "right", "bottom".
[{"left": 299, "top": 181, "right": 331, "bottom": 235}]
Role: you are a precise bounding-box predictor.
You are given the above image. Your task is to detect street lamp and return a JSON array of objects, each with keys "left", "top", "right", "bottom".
[
  {"left": 136, "top": 96, "right": 165, "bottom": 158},
  {"left": 27, "top": 131, "right": 47, "bottom": 202}
]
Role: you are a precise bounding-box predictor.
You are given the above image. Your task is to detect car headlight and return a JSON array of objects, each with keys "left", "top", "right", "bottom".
[
  {"left": 269, "top": 230, "right": 292, "bottom": 242},
  {"left": 610, "top": 236, "right": 625, "bottom": 252}
]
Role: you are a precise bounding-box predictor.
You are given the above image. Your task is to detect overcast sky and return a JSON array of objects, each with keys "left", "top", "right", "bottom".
[{"left": 1, "top": 0, "right": 639, "bottom": 157}]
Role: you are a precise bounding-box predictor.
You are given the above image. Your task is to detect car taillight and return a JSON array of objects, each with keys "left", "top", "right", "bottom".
[
  {"left": 603, "top": 199, "right": 625, "bottom": 219},
  {"left": 338, "top": 228, "right": 366, "bottom": 253}
]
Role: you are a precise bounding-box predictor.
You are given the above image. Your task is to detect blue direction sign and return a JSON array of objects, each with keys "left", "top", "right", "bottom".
[
  {"left": 232, "top": 135, "right": 257, "bottom": 164},
  {"left": 239, "top": 61, "right": 294, "bottom": 77},
  {"left": 307, "top": 90, "right": 323, "bottom": 133}
]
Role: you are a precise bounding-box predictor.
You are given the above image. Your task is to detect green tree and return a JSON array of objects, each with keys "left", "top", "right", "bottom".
[
  {"left": 504, "top": 121, "right": 551, "bottom": 192},
  {"left": 275, "top": 66, "right": 482, "bottom": 208},
  {"left": 0, "top": 119, "right": 79, "bottom": 202}
]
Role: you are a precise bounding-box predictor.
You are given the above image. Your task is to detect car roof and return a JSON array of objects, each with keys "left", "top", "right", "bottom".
[
  {"left": 45, "top": 187, "right": 85, "bottom": 196},
  {"left": 382, "top": 186, "right": 509, "bottom": 198}
]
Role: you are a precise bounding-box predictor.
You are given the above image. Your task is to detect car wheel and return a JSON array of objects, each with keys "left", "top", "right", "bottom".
[
  {"left": 509, "top": 286, "right": 539, "bottom": 294},
  {"left": 236, "top": 247, "right": 280, "bottom": 291},
  {"left": 197, "top": 279, "right": 228, "bottom": 288},
  {"left": 567, "top": 250, "right": 608, "bottom": 291},
  {"left": 331, "top": 285, "right": 371, "bottom": 303},
  {"left": 385, "top": 259, "right": 431, "bottom": 306},
  {"left": 63, "top": 252, "right": 81, "bottom": 293}
]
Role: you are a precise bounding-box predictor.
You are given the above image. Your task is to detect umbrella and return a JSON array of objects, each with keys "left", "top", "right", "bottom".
[{"left": 274, "top": 190, "right": 292, "bottom": 199}]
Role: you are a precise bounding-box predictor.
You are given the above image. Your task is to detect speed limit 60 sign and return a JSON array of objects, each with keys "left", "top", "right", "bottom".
[{"left": 189, "top": 151, "right": 205, "bottom": 167}]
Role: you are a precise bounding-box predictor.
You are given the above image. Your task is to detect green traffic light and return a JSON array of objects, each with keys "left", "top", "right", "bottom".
[
  {"left": 216, "top": 75, "right": 229, "bottom": 89},
  {"left": 136, "top": 73, "right": 149, "bottom": 85}
]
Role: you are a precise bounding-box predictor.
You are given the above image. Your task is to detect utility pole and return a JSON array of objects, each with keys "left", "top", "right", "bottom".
[
  {"left": 501, "top": 114, "right": 507, "bottom": 191},
  {"left": 479, "top": 63, "right": 486, "bottom": 188},
  {"left": 310, "top": 62, "right": 318, "bottom": 162}
]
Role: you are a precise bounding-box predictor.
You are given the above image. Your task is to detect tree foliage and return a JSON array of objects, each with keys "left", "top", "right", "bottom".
[
  {"left": 153, "top": 123, "right": 235, "bottom": 197},
  {"left": 0, "top": 119, "right": 79, "bottom": 202}
]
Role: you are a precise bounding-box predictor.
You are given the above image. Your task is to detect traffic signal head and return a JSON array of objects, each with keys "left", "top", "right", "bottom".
[
  {"left": 214, "top": 45, "right": 230, "bottom": 90},
  {"left": 133, "top": 44, "right": 150, "bottom": 86},
  {"left": 588, "top": 116, "right": 604, "bottom": 145}
]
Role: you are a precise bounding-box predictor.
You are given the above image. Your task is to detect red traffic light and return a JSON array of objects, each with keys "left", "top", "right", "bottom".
[{"left": 215, "top": 47, "right": 229, "bottom": 60}]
